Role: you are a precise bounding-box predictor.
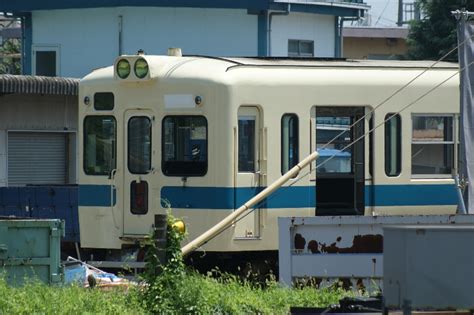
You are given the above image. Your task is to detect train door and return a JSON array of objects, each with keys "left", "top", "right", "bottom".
[
  {"left": 123, "top": 110, "right": 155, "bottom": 235},
  {"left": 234, "top": 106, "right": 263, "bottom": 239},
  {"left": 315, "top": 107, "right": 365, "bottom": 215}
]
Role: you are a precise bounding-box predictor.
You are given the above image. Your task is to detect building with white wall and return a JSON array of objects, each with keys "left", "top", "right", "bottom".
[
  {"left": 0, "top": 75, "right": 78, "bottom": 187},
  {"left": 0, "top": 0, "right": 367, "bottom": 78}
]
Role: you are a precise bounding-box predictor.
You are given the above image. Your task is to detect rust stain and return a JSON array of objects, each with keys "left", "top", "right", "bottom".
[
  {"left": 307, "top": 240, "right": 319, "bottom": 253},
  {"left": 308, "top": 234, "right": 383, "bottom": 254},
  {"left": 294, "top": 233, "right": 306, "bottom": 250}
]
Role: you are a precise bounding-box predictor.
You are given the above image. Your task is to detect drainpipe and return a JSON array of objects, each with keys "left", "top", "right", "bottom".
[
  {"left": 339, "top": 11, "right": 363, "bottom": 58},
  {"left": 118, "top": 15, "right": 123, "bottom": 56},
  {"left": 268, "top": 4, "right": 291, "bottom": 57}
]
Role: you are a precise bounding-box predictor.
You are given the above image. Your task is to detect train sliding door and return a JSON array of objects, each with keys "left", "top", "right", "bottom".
[
  {"left": 234, "top": 106, "right": 263, "bottom": 239},
  {"left": 123, "top": 110, "right": 155, "bottom": 235},
  {"left": 315, "top": 107, "right": 365, "bottom": 215}
]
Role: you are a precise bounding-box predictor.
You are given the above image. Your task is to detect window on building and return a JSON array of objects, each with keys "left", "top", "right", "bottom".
[
  {"left": 84, "top": 116, "right": 116, "bottom": 175},
  {"left": 94, "top": 93, "right": 114, "bottom": 111},
  {"left": 385, "top": 113, "right": 401, "bottom": 177},
  {"left": 288, "top": 40, "right": 314, "bottom": 57},
  {"left": 281, "top": 114, "right": 299, "bottom": 174},
  {"left": 33, "top": 45, "right": 59, "bottom": 76},
  {"left": 162, "top": 116, "right": 207, "bottom": 176},
  {"left": 412, "top": 115, "right": 454, "bottom": 176},
  {"left": 128, "top": 117, "right": 152, "bottom": 174}
]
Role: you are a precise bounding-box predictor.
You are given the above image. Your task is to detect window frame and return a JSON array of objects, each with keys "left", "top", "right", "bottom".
[
  {"left": 128, "top": 116, "right": 152, "bottom": 175},
  {"left": 281, "top": 113, "right": 299, "bottom": 175},
  {"left": 411, "top": 114, "right": 455, "bottom": 178},
  {"left": 161, "top": 115, "right": 208, "bottom": 177},
  {"left": 384, "top": 113, "right": 402, "bottom": 177},
  {"left": 288, "top": 39, "right": 314, "bottom": 58},
  {"left": 83, "top": 115, "right": 117, "bottom": 176},
  {"left": 32, "top": 44, "right": 60, "bottom": 76}
]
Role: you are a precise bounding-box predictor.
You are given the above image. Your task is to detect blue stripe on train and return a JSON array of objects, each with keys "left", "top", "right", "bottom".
[
  {"left": 77, "top": 183, "right": 458, "bottom": 209},
  {"left": 78, "top": 184, "right": 116, "bottom": 207},
  {"left": 366, "top": 184, "right": 458, "bottom": 207}
]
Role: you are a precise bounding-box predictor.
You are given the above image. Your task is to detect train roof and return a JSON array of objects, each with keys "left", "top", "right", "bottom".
[
  {"left": 214, "top": 57, "right": 458, "bottom": 70},
  {"left": 80, "top": 55, "right": 459, "bottom": 86}
]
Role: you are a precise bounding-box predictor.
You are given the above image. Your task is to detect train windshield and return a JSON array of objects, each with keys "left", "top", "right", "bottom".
[
  {"left": 162, "top": 116, "right": 207, "bottom": 176},
  {"left": 84, "top": 116, "right": 117, "bottom": 175}
]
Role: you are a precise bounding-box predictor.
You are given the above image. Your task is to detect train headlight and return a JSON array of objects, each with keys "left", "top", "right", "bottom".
[
  {"left": 134, "top": 58, "right": 149, "bottom": 79},
  {"left": 116, "top": 59, "right": 131, "bottom": 79}
]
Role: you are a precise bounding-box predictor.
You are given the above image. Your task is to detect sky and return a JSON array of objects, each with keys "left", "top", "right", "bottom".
[{"left": 347, "top": 0, "right": 416, "bottom": 28}]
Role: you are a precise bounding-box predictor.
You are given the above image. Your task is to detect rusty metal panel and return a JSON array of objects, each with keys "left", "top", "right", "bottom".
[
  {"left": 278, "top": 215, "right": 474, "bottom": 288},
  {"left": 384, "top": 225, "right": 474, "bottom": 309}
]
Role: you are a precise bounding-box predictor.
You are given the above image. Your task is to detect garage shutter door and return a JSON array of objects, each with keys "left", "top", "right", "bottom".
[{"left": 8, "top": 132, "right": 67, "bottom": 185}]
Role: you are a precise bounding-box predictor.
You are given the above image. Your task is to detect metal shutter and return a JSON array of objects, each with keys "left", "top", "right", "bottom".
[{"left": 8, "top": 132, "right": 67, "bottom": 185}]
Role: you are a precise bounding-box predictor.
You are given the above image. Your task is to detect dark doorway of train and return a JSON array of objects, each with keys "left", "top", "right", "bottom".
[{"left": 315, "top": 106, "right": 365, "bottom": 215}]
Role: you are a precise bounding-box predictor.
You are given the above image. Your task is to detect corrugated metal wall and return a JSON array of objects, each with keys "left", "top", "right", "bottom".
[{"left": 8, "top": 132, "right": 67, "bottom": 185}]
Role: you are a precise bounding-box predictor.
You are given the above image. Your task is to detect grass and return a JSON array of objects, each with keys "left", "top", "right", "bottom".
[
  {"left": 141, "top": 270, "right": 351, "bottom": 314},
  {"left": 0, "top": 213, "right": 351, "bottom": 314},
  {"left": 0, "top": 271, "right": 349, "bottom": 314},
  {"left": 0, "top": 278, "right": 145, "bottom": 314}
]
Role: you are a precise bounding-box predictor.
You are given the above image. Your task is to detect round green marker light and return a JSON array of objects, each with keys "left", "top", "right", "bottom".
[
  {"left": 116, "top": 59, "right": 130, "bottom": 79},
  {"left": 134, "top": 58, "right": 149, "bottom": 79}
]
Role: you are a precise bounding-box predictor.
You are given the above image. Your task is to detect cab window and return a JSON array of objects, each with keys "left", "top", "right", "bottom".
[
  {"left": 84, "top": 116, "right": 116, "bottom": 175},
  {"left": 162, "top": 116, "right": 207, "bottom": 176}
]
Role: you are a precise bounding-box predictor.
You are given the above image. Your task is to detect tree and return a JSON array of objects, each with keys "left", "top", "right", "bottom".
[
  {"left": 0, "top": 38, "right": 21, "bottom": 74},
  {"left": 407, "top": 0, "right": 474, "bottom": 61}
]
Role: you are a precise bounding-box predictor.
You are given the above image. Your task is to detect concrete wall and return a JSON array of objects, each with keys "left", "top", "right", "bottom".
[
  {"left": 343, "top": 37, "right": 407, "bottom": 59},
  {"left": 270, "top": 12, "right": 336, "bottom": 57},
  {"left": 0, "top": 94, "right": 77, "bottom": 186},
  {"left": 32, "top": 8, "right": 339, "bottom": 77},
  {"left": 32, "top": 7, "right": 259, "bottom": 78}
]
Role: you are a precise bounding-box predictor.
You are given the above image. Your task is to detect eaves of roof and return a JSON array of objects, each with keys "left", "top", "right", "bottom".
[
  {"left": 0, "top": 75, "right": 79, "bottom": 95},
  {"left": 0, "top": 0, "right": 367, "bottom": 17}
]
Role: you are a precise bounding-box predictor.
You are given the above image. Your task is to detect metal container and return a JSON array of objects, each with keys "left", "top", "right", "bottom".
[
  {"left": 278, "top": 215, "right": 474, "bottom": 289},
  {"left": 0, "top": 218, "right": 64, "bottom": 285},
  {"left": 384, "top": 225, "right": 474, "bottom": 310}
]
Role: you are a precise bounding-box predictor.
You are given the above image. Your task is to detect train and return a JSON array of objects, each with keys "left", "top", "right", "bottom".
[{"left": 77, "top": 51, "right": 460, "bottom": 264}]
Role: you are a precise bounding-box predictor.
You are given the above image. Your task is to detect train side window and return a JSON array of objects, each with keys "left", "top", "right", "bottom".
[
  {"left": 128, "top": 116, "right": 152, "bottom": 174},
  {"left": 162, "top": 116, "right": 207, "bottom": 176},
  {"left": 83, "top": 116, "right": 116, "bottom": 175},
  {"left": 412, "top": 115, "right": 454, "bottom": 176},
  {"left": 281, "top": 114, "right": 299, "bottom": 174},
  {"left": 385, "top": 113, "right": 401, "bottom": 177},
  {"left": 238, "top": 116, "right": 256, "bottom": 172},
  {"left": 94, "top": 92, "right": 114, "bottom": 110}
]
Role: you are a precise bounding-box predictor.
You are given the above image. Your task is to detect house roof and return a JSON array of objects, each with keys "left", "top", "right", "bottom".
[
  {"left": 0, "top": 75, "right": 79, "bottom": 95},
  {"left": 0, "top": 0, "right": 368, "bottom": 17}
]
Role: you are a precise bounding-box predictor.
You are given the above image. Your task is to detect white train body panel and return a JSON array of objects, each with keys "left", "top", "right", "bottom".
[{"left": 78, "top": 56, "right": 459, "bottom": 251}]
